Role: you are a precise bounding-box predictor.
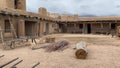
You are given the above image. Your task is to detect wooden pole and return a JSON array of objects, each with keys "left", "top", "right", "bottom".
[
  {"left": 31, "top": 62, "right": 40, "bottom": 68},
  {"left": 0, "top": 57, "right": 19, "bottom": 68},
  {"left": 10, "top": 60, "right": 23, "bottom": 68},
  {"left": 0, "top": 26, "right": 4, "bottom": 43},
  {"left": 0, "top": 55, "right": 4, "bottom": 58}
]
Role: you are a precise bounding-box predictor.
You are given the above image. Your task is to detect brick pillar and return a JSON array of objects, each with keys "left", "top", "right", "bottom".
[
  {"left": 18, "top": 20, "right": 25, "bottom": 38},
  {"left": 109, "top": 23, "right": 111, "bottom": 29},
  {"left": 64, "top": 23, "right": 67, "bottom": 33},
  {"left": 83, "top": 23, "right": 86, "bottom": 34}
]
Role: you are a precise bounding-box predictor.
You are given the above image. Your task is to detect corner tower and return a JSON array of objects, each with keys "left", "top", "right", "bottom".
[
  {"left": 0, "top": 0, "right": 26, "bottom": 11},
  {"left": 14, "top": 0, "right": 26, "bottom": 10}
]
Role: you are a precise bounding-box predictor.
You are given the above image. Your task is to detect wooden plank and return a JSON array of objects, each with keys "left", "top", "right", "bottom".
[{"left": 0, "top": 26, "right": 4, "bottom": 43}]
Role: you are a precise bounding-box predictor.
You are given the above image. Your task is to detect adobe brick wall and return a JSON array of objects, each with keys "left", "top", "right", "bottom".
[
  {"left": 39, "top": 8, "right": 47, "bottom": 16},
  {"left": 0, "top": 0, "right": 26, "bottom": 10},
  {"left": 0, "top": 0, "right": 7, "bottom": 9},
  {"left": 16, "top": 0, "right": 26, "bottom": 10}
]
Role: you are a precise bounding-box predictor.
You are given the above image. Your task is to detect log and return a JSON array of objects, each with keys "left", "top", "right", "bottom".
[
  {"left": 31, "top": 44, "right": 50, "bottom": 50},
  {"left": 10, "top": 60, "right": 23, "bottom": 68},
  {"left": 0, "top": 55, "right": 4, "bottom": 58},
  {"left": 31, "top": 62, "right": 40, "bottom": 68},
  {"left": 75, "top": 42, "right": 88, "bottom": 59},
  {"left": 46, "top": 40, "right": 69, "bottom": 52},
  {"left": 0, "top": 57, "right": 19, "bottom": 68},
  {"left": 31, "top": 40, "right": 69, "bottom": 51}
]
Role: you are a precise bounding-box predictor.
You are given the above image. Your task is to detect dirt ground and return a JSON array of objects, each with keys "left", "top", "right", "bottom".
[{"left": 0, "top": 34, "right": 120, "bottom": 68}]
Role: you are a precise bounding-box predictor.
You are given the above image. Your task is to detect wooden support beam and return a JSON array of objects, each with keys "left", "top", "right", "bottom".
[
  {"left": 101, "top": 23, "right": 103, "bottom": 29},
  {"left": 83, "top": 23, "right": 86, "bottom": 34},
  {"left": 109, "top": 23, "right": 111, "bottom": 29},
  {"left": 0, "top": 26, "right": 4, "bottom": 43},
  {"left": 18, "top": 20, "right": 25, "bottom": 38},
  {"left": 31, "top": 62, "right": 40, "bottom": 68}
]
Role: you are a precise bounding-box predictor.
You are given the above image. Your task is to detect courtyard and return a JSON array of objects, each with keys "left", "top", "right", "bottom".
[{"left": 0, "top": 34, "right": 120, "bottom": 68}]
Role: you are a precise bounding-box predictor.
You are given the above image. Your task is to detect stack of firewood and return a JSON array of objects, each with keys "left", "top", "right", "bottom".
[
  {"left": 46, "top": 40, "right": 69, "bottom": 52},
  {"left": 32, "top": 40, "right": 69, "bottom": 52}
]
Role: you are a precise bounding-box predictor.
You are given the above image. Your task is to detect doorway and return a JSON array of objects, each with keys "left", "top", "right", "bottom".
[
  {"left": 25, "top": 21, "right": 37, "bottom": 36},
  {"left": 111, "top": 23, "right": 116, "bottom": 29},
  {"left": 59, "top": 24, "right": 66, "bottom": 33},
  {"left": 87, "top": 24, "right": 91, "bottom": 34},
  {"left": 45, "top": 23, "right": 49, "bottom": 34}
]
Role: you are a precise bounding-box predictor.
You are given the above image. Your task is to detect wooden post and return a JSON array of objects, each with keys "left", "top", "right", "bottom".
[
  {"left": 101, "top": 23, "right": 103, "bottom": 29},
  {"left": 74, "top": 23, "right": 76, "bottom": 33},
  {"left": 83, "top": 23, "right": 86, "bottom": 34},
  {"left": 40, "top": 22, "right": 43, "bottom": 35},
  {"left": 10, "top": 60, "right": 23, "bottom": 68},
  {"left": 31, "top": 62, "right": 40, "bottom": 68},
  {"left": 0, "top": 26, "right": 4, "bottom": 43},
  {"left": 64, "top": 23, "right": 67, "bottom": 33},
  {"left": 0, "top": 57, "right": 19, "bottom": 68},
  {"left": 38, "top": 22, "right": 41, "bottom": 36},
  {"left": 109, "top": 23, "right": 111, "bottom": 29},
  {"left": 35, "top": 22, "right": 39, "bottom": 37}
]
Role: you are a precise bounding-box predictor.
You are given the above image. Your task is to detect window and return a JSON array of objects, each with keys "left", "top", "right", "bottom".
[
  {"left": 5, "top": 20, "right": 10, "bottom": 32},
  {"left": 14, "top": 0, "right": 20, "bottom": 9},
  {"left": 79, "top": 24, "right": 83, "bottom": 29},
  {"left": 14, "top": 0, "right": 18, "bottom": 9}
]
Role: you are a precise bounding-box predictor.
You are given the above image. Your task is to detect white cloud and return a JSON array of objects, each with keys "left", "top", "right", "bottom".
[{"left": 26, "top": 0, "right": 120, "bottom": 16}]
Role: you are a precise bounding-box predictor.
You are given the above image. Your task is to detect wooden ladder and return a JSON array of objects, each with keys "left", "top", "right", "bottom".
[{"left": 9, "top": 17, "right": 17, "bottom": 38}]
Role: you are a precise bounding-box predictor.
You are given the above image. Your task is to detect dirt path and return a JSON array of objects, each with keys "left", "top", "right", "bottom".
[{"left": 0, "top": 34, "right": 120, "bottom": 68}]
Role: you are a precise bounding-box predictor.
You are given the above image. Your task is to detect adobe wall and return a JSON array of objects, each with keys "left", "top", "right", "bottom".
[
  {"left": 16, "top": 0, "right": 26, "bottom": 10},
  {"left": 0, "top": 14, "right": 41, "bottom": 38},
  {"left": 0, "top": 0, "right": 7, "bottom": 9},
  {"left": 7, "top": 0, "right": 14, "bottom": 9},
  {"left": 48, "top": 23, "right": 57, "bottom": 34},
  {"left": 0, "top": 15, "right": 17, "bottom": 38},
  {"left": 39, "top": 21, "right": 46, "bottom": 35},
  {"left": 60, "top": 14, "right": 79, "bottom": 21},
  {"left": 39, "top": 8, "right": 47, "bottom": 16},
  {"left": 91, "top": 23, "right": 111, "bottom": 34},
  {"left": 0, "top": 0, "right": 26, "bottom": 10}
]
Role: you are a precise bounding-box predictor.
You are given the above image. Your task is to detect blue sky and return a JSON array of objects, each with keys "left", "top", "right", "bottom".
[{"left": 26, "top": 0, "right": 120, "bottom": 17}]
